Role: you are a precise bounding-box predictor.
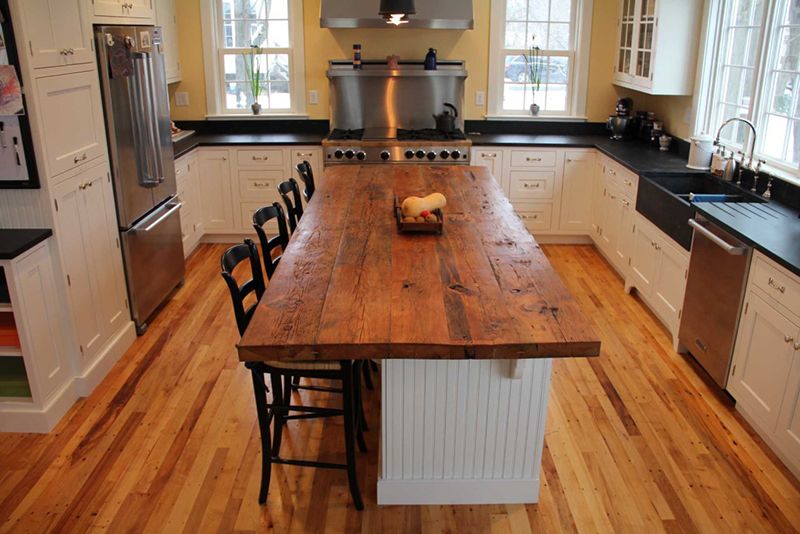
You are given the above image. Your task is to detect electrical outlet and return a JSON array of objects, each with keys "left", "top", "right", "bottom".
[
  {"left": 683, "top": 106, "right": 692, "bottom": 124},
  {"left": 174, "top": 91, "right": 189, "bottom": 107},
  {"left": 309, "top": 90, "right": 319, "bottom": 105},
  {"left": 475, "top": 90, "right": 485, "bottom": 106}
]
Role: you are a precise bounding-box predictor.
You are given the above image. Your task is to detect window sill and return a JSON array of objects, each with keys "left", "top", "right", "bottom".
[
  {"left": 205, "top": 113, "right": 310, "bottom": 120},
  {"left": 484, "top": 114, "right": 589, "bottom": 122}
]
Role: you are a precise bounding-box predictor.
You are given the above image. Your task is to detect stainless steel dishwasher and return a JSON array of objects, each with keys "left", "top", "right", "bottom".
[{"left": 679, "top": 214, "right": 752, "bottom": 388}]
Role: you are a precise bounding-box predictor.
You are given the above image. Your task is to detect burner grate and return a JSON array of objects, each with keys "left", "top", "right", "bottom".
[
  {"left": 327, "top": 128, "right": 365, "bottom": 141},
  {"left": 396, "top": 128, "right": 467, "bottom": 141}
]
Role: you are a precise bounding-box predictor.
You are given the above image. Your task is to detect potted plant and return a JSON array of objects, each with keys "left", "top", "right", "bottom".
[
  {"left": 524, "top": 40, "right": 542, "bottom": 116},
  {"left": 244, "top": 45, "right": 264, "bottom": 115}
]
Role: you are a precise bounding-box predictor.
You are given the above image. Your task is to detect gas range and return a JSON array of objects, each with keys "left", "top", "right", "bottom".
[{"left": 323, "top": 127, "right": 472, "bottom": 165}]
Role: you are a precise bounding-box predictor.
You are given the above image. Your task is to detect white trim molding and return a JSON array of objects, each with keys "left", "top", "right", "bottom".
[
  {"left": 487, "top": 0, "right": 593, "bottom": 119},
  {"left": 200, "top": 0, "right": 307, "bottom": 117}
]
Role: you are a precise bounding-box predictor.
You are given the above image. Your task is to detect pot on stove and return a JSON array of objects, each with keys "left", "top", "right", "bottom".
[{"left": 433, "top": 103, "right": 458, "bottom": 133}]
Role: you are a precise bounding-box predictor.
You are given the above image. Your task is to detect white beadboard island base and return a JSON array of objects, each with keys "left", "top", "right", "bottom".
[{"left": 378, "top": 358, "right": 552, "bottom": 505}]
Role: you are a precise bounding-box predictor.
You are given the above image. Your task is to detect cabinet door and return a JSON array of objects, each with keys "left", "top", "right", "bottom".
[
  {"left": 198, "top": 150, "right": 234, "bottom": 231},
  {"left": 776, "top": 345, "right": 800, "bottom": 474},
  {"left": 596, "top": 182, "right": 615, "bottom": 254},
  {"left": 471, "top": 149, "right": 506, "bottom": 193},
  {"left": 94, "top": 0, "right": 153, "bottom": 20},
  {"left": 590, "top": 160, "right": 605, "bottom": 237},
  {"left": 559, "top": 152, "right": 594, "bottom": 232},
  {"left": 52, "top": 164, "right": 128, "bottom": 362},
  {"left": 652, "top": 237, "right": 687, "bottom": 333},
  {"left": 616, "top": 0, "right": 637, "bottom": 79},
  {"left": 629, "top": 219, "right": 658, "bottom": 296},
  {"left": 36, "top": 70, "right": 107, "bottom": 177},
  {"left": 729, "top": 292, "right": 798, "bottom": 432},
  {"left": 19, "top": 0, "right": 94, "bottom": 69},
  {"left": 633, "top": 0, "right": 657, "bottom": 85},
  {"left": 154, "top": 0, "right": 180, "bottom": 83},
  {"left": 613, "top": 195, "right": 633, "bottom": 271}
]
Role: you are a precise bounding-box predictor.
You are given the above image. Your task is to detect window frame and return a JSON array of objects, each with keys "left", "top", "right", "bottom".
[
  {"left": 695, "top": 0, "right": 800, "bottom": 182},
  {"left": 200, "top": 0, "right": 307, "bottom": 118},
  {"left": 487, "top": 0, "right": 594, "bottom": 119}
]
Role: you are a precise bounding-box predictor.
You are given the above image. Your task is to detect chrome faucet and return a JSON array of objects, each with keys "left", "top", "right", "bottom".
[{"left": 714, "top": 117, "right": 757, "bottom": 170}]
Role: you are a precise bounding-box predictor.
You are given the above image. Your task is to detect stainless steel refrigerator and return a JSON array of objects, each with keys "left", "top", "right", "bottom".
[{"left": 95, "top": 25, "right": 184, "bottom": 335}]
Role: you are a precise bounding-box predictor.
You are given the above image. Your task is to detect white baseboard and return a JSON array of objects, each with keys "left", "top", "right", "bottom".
[
  {"left": 73, "top": 321, "right": 137, "bottom": 397},
  {"left": 377, "top": 477, "right": 541, "bottom": 505},
  {"left": 0, "top": 380, "right": 78, "bottom": 433}
]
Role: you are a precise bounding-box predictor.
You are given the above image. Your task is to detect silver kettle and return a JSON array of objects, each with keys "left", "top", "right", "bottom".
[{"left": 433, "top": 103, "right": 458, "bottom": 133}]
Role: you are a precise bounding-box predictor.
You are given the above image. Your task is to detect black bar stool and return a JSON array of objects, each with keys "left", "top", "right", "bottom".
[
  {"left": 278, "top": 178, "right": 304, "bottom": 233},
  {"left": 252, "top": 202, "right": 289, "bottom": 280},
  {"left": 295, "top": 160, "right": 316, "bottom": 201},
  {"left": 220, "top": 240, "right": 367, "bottom": 510}
]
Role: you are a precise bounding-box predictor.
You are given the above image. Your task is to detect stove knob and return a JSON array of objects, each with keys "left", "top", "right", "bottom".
[
  {"left": 415, "top": 149, "right": 426, "bottom": 159},
  {"left": 426, "top": 151, "right": 437, "bottom": 161},
  {"left": 381, "top": 150, "right": 391, "bottom": 161},
  {"left": 404, "top": 150, "right": 415, "bottom": 159},
  {"left": 440, "top": 149, "right": 450, "bottom": 159},
  {"left": 450, "top": 149, "right": 461, "bottom": 160},
  {"left": 334, "top": 149, "right": 344, "bottom": 159},
  {"left": 344, "top": 149, "right": 355, "bottom": 159},
  {"left": 356, "top": 151, "right": 367, "bottom": 161}
]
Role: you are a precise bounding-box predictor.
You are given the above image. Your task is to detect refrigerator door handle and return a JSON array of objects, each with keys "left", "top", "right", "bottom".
[
  {"left": 132, "top": 53, "right": 160, "bottom": 188},
  {"left": 137, "top": 202, "right": 182, "bottom": 233},
  {"left": 142, "top": 53, "right": 165, "bottom": 184}
]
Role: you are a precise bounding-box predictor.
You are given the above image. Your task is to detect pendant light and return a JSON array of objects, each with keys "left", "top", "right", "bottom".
[{"left": 379, "top": 0, "right": 416, "bottom": 25}]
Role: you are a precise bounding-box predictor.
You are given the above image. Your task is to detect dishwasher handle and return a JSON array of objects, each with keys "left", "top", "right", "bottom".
[{"left": 688, "top": 218, "right": 748, "bottom": 255}]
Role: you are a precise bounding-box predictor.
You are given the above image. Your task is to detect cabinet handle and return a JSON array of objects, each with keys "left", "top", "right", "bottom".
[
  {"left": 623, "top": 179, "right": 633, "bottom": 186},
  {"left": 785, "top": 335, "right": 795, "bottom": 343},
  {"left": 296, "top": 152, "right": 312, "bottom": 157},
  {"left": 222, "top": 156, "right": 227, "bottom": 161},
  {"left": 526, "top": 157, "right": 542, "bottom": 162},
  {"left": 622, "top": 199, "right": 630, "bottom": 207},
  {"left": 654, "top": 244, "right": 661, "bottom": 251},
  {"left": 608, "top": 169, "right": 617, "bottom": 175},
  {"left": 523, "top": 182, "right": 541, "bottom": 189},
  {"left": 481, "top": 153, "right": 496, "bottom": 158},
  {"left": 794, "top": 341, "right": 800, "bottom": 351},
  {"left": 252, "top": 155, "right": 268, "bottom": 161},
  {"left": 520, "top": 214, "right": 539, "bottom": 220},
  {"left": 68, "top": 48, "right": 75, "bottom": 55},
  {"left": 609, "top": 193, "right": 617, "bottom": 200},
  {"left": 768, "top": 277, "right": 786, "bottom": 293},
  {"left": 60, "top": 49, "right": 69, "bottom": 56},
  {"left": 73, "top": 153, "right": 87, "bottom": 164}
]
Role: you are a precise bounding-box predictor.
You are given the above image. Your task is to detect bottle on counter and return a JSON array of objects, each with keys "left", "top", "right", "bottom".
[
  {"left": 353, "top": 44, "right": 362, "bottom": 70},
  {"left": 424, "top": 48, "right": 437, "bottom": 70}
]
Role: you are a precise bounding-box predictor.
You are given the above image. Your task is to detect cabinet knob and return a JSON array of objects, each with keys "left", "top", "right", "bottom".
[
  {"left": 784, "top": 335, "right": 795, "bottom": 344},
  {"left": 795, "top": 342, "right": 800, "bottom": 351},
  {"left": 622, "top": 199, "right": 630, "bottom": 207},
  {"left": 624, "top": 179, "right": 632, "bottom": 186}
]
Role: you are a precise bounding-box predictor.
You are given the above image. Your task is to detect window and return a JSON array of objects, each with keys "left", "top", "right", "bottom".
[
  {"left": 488, "top": 0, "right": 593, "bottom": 118},
  {"left": 697, "top": 0, "right": 800, "bottom": 176},
  {"left": 201, "top": 0, "right": 306, "bottom": 116}
]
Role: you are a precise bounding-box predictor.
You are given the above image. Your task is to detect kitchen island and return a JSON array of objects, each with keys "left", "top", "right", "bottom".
[{"left": 238, "top": 165, "right": 600, "bottom": 504}]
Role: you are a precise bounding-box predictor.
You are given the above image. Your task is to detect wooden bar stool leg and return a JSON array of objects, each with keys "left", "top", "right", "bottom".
[
  {"left": 362, "top": 359, "right": 374, "bottom": 390},
  {"left": 248, "top": 365, "right": 272, "bottom": 504},
  {"left": 270, "top": 373, "right": 284, "bottom": 457},
  {"left": 352, "top": 362, "right": 368, "bottom": 452},
  {"left": 341, "top": 361, "right": 364, "bottom": 510}
]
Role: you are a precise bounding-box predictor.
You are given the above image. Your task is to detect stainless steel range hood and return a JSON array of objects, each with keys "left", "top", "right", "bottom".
[{"left": 320, "top": 0, "right": 474, "bottom": 29}]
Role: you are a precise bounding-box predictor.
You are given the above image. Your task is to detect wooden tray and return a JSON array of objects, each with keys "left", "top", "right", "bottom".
[{"left": 394, "top": 196, "right": 444, "bottom": 235}]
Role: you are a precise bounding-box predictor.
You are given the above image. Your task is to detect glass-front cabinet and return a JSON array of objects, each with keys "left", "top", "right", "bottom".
[{"left": 613, "top": 0, "right": 702, "bottom": 95}]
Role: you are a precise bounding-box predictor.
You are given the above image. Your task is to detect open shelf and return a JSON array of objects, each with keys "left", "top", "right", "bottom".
[
  {"left": 0, "top": 357, "right": 31, "bottom": 399},
  {"left": 0, "top": 312, "right": 20, "bottom": 348}
]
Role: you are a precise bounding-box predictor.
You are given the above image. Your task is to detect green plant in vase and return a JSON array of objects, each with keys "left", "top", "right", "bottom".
[
  {"left": 524, "top": 39, "right": 542, "bottom": 116},
  {"left": 244, "top": 45, "right": 265, "bottom": 115}
]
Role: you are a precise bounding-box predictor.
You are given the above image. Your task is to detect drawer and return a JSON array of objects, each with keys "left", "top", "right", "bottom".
[
  {"left": 509, "top": 149, "right": 557, "bottom": 168},
  {"left": 751, "top": 254, "right": 800, "bottom": 318},
  {"left": 236, "top": 149, "right": 284, "bottom": 168},
  {"left": 175, "top": 158, "right": 191, "bottom": 185},
  {"left": 238, "top": 169, "right": 284, "bottom": 200},
  {"left": 514, "top": 202, "right": 553, "bottom": 232},
  {"left": 606, "top": 162, "right": 638, "bottom": 197},
  {"left": 509, "top": 170, "right": 555, "bottom": 200}
]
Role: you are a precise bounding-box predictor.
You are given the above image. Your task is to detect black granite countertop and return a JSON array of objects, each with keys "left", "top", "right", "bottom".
[
  {"left": 173, "top": 132, "right": 327, "bottom": 159},
  {"left": 692, "top": 201, "right": 800, "bottom": 277},
  {"left": 0, "top": 229, "right": 52, "bottom": 260},
  {"left": 468, "top": 133, "right": 698, "bottom": 174}
]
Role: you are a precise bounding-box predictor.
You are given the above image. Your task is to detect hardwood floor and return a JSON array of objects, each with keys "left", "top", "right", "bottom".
[{"left": 1, "top": 243, "right": 798, "bottom": 533}]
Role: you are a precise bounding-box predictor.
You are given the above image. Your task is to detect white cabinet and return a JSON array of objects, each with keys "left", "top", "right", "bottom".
[
  {"left": 594, "top": 157, "right": 637, "bottom": 275},
  {"left": 471, "top": 148, "right": 506, "bottom": 193},
  {"left": 626, "top": 214, "right": 688, "bottom": 336},
  {"left": 15, "top": 0, "right": 94, "bottom": 70},
  {"left": 175, "top": 152, "right": 202, "bottom": 256},
  {"left": 728, "top": 252, "right": 800, "bottom": 477},
  {"left": 35, "top": 70, "right": 107, "bottom": 178},
  {"left": 51, "top": 161, "right": 129, "bottom": 367},
  {"left": 154, "top": 0, "right": 180, "bottom": 83},
  {"left": 92, "top": 0, "right": 154, "bottom": 22},
  {"left": 559, "top": 151, "right": 595, "bottom": 233},
  {"left": 613, "top": 0, "right": 702, "bottom": 95},
  {"left": 198, "top": 149, "right": 235, "bottom": 232}
]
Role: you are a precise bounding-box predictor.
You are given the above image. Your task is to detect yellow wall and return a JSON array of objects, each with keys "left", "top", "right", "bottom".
[{"left": 170, "top": 0, "right": 643, "bottom": 125}]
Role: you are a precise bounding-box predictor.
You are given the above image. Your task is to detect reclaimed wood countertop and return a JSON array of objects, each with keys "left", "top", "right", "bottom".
[{"left": 238, "top": 165, "right": 600, "bottom": 362}]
